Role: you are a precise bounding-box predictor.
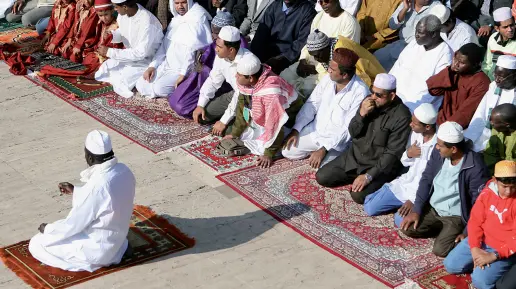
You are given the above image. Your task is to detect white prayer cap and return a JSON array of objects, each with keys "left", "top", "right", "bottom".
[
  {"left": 429, "top": 4, "right": 450, "bottom": 24},
  {"left": 493, "top": 7, "right": 513, "bottom": 22},
  {"left": 219, "top": 26, "right": 240, "bottom": 42},
  {"left": 85, "top": 130, "right": 113, "bottom": 155},
  {"left": 496, "top": 55, "right": 516, "bottom": 69},
  {"left": 373, "top": 73, "right": 396, "bottom": 90},
  {"left": 414, "top": 103, "right": 438, "bottom": 125},
  {"left": 437, "top": 122, "right": 464, "bottom": 143},
  {"left": 237, "top": 53, "right": 261, "bottom": 75},
  {"left": 111, "top": 0, "right": 125, "bottom": 4}
]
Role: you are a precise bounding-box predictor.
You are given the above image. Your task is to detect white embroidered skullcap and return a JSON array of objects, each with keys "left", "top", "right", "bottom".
[
  {"left": 373, "top": 73, "right": 396, "bottom": 90},
  {"left": 237, "top": 53, "right": 261, "bottom": 75},
  {"left": 429, "top": 4, "right": 450, "bottom": 24},
  {"left": 306, "top": 29, "right": 330, "bottom": 52},
  {"left": 219, "top": 26, "right": 240, "bottom": 42},
  {"left": 85, "top": 130, "right": 112, "bottom": 155},
  {"left": 493, "top": 7, "right": 513, "bottom": 22},
  {"left": 437, "top": 122, "right": 464, "bottom": 143},
  {"left": 414, "top": 103, "right": 438, "bottom": 125},
  {"left": 111, "top": 0, "right": 125, "bottom": 4},
  {"left": 496, "top": 55, "right": 516, "bottom": 69}
]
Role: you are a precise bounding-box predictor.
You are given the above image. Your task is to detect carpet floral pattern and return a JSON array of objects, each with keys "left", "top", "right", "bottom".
[
  {"left": 181, "top": 135, "right": 258, "bottom": 173},
  {"left": 0, "top": 27, "right": 40, "bottom": 55},
  {"left": 217, "top": 159, "right": 444, "bottom": 288},
  {"left": 414, "top": 267, "right": 473, "bottom": 289},
  {"left": 0, "top": 205, "right": 195, "bottom": 289},
  {"left": 27, "top": 76, "right": 210, "bottom": 153}
]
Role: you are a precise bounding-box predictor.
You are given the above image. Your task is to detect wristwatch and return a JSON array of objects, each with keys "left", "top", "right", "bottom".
[
  {"left": 365, "top": 173, "right": 373, "bottom": 183},
  {"left": 493, "top": 251, "right": 500, "bottom": 260}
]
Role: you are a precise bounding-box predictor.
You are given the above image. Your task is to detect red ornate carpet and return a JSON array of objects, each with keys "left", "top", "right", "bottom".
[
  {"left": 26, "top": 75, "right": 210, "bottom": 153},
  {"left": 413, "top": 267, "right": 472, "bottom": 289},
  {"left": 217, "top": 159, "right": 445, "bottom": 288},
  {"left": 181, "top": 136, "right": 257, "bottom": 173},
  {"left": 0, "top": 26, "right": 40, "bottom": 55},
  {"left": 0, "top": 205, "right": 195, "bottom": 289}
]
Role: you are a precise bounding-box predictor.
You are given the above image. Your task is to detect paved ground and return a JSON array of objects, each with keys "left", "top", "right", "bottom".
[{"left": 0, "top": 65, "right": 390, "bottom": 289}]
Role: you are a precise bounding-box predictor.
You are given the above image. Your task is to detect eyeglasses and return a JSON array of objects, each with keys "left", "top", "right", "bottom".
[{"left": 369, "top": 87, "right": 389, "bottom": 98}]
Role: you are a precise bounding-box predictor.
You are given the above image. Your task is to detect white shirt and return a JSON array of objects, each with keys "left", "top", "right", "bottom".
[
  {"left": 293, "top": 74, "right": 369, "bottom": 152},
  {"left": 107, "top": 4, "right": 163, "bottom": 67},
  {"left": 388, "top": 132, "right": 437, "bottom": 203},
  {"left": 464, "top": 81, "right": 516, "bottom": 151},
  {"left": 198, "top": 48, "right": 254, "bottom": 124},
  {"left": 149, "top": 3, "right": 212, "bottom": 75},
  {"left": 390, "top": 40, "right": 453, "bottom": 112},
  {"left": 440, "top": 19, "right": 479, "bottom": 52},
  {"left": 28, "top": 158, "right": 136, "bottom": 272}
]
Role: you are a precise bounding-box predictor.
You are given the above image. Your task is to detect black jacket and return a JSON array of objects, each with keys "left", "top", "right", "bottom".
[
  {"left": 196, "top": 0, "right": 248, "bottom": 27},
  {"left": 453, "top": 0, "right": 512, "bottom": 29}
]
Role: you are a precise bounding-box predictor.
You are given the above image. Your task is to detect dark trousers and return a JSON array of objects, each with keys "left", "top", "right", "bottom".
[
  {"left": 315, "top": 156, "right": 396, "bottom": 204},
  {"left": 400, "top": 206, "right": 464, "bottom": 257},
  {"left": 497, "top": 264, "right": 516, "bottom": 289},
  {"left": 200, "top": 91, "right": 234, "bottom": 124}
]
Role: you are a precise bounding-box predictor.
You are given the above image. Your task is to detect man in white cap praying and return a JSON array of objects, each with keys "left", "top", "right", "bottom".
[
  {"left": 282, "top": 48, "right": 369, "bottom": 169},
  {"left": 192, "top": 26, "right": 254, "bottom": 136},
  {"left": 315, "top": 73, "right": 412, "bottom": 205},
  {"left": 28, "top": 130, "right": 136, "bottom": 272},
  {"left": 482, "top": 7, "right": 516, "bottom": 81},
  {"left": 400, "top": 121, "right": 489, "bottom": 257},
  {"left": 364, "top": 103, "right": 437, "bottom": 220},
  {"left": 222, "top": 53, "right": 299, "bottom": 168},
  {"left": 429, "top": 4, "right": 478, "bottom": 52},
  {"left": 94, "top": 0, "right": 163, "bottom": 98},
  {"left": 465, "top": 55, "right": 516, "bottom": 152},
  {"left": 135, "top": 0, "right": 212, "bottom": 99},
  {"left": 389, "top": 14, "right": 453, "bottom": 112}
]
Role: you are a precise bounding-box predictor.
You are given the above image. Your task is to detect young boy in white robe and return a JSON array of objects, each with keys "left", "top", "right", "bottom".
[
  {"left": 94, "top": 0, "right": 163, "bottom": 98},
  {"left": 135, "top": 0, "right": 212, "bottom": 99},
  {"left": 363, "top": 103, "right": 438, "bottom": 225},
  {"left": 28, "top": 130, "right": 136, "bottom": 272}
]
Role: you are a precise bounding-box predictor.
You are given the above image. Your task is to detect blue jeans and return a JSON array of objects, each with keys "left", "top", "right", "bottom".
[
  {"left": 35, "top": 17, "right": 49, "bottom": 36},
  {"left": 444, "top": 238, "right": 516, "bottom": 289},
  {"left": 364, "top": 184, "right": 403, "bottom": 216}
]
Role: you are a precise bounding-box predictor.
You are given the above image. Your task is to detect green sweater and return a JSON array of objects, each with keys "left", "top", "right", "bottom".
[{"left": 484, "top": 129, "right": 516, "bottom": 175}]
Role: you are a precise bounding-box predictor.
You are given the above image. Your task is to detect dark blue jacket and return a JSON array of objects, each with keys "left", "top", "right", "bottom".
[
  {"left": 413, "top": 146, "right": 489, "bottom": 234},
  {"left": 250, "top": 0, "right": 316, "bottom": 63}
]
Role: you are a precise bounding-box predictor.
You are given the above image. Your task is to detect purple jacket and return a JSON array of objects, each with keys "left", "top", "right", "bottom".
[{"left": 413, "top": 145, "right": 489, "bottom": 234}]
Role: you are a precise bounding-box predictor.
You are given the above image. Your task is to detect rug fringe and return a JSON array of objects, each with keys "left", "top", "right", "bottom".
[
  {"left": 133, "top": 205, "right": 196, "bottom": 248},
  {"left": 0, "top": 245, "right": 48, "bottom": 289}
]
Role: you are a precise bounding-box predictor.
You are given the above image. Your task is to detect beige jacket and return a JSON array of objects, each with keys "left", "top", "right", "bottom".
[{"left": 37, "top": 0, "right": 56, "bottom": 7}]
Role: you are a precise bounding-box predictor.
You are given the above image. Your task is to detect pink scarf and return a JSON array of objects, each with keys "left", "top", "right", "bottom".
[{"left": 236, "top": 65, "right": 295, "bottom": 143}]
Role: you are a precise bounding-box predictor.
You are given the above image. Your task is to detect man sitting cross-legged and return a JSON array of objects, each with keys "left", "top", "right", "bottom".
[
  {"left": 400, "top": 122, "right": 489, "bottom": 257},
  {"left": 444, "top": 160, "right": 516, "bottom": 289},
  {"left": 94, "top": 0, "right": 163, "bottom": 98},
  {"left": 281, "top": 48, "right": 369, "bottom": 169},
  {"left": 222, "top": 53, "right": 299, "bottom": 168},
  {"left": 315, "top": 73, "right": 412, "bottom": 204},
  {"left": 363, "top": 103, "right": 438, "bottom": 219},
  {"left": 28, "top": 130, "right": 136, "bottom": 272},
  {"left": 135, "top": 0, "right": 212, "bottom": 99}
]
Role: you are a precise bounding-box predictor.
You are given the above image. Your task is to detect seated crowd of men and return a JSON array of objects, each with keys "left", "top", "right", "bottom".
[{"left": 4, "top": 0, "right": 516, "bottom": 288}]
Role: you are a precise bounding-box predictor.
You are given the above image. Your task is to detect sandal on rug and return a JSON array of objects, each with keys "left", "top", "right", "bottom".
[{"left": 216, "top": 139, "right": 250, "bottom": 157}]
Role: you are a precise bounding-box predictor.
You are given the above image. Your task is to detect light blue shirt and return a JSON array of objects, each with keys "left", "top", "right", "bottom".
[
  {"left": 430, "top": 158, "right": 464, "bottom": 217},
  {"left": 282, "top": 2, "right": 289, "bottom": 14}
]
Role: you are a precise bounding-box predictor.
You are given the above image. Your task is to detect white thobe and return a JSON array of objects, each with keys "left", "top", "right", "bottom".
[
  {"left": 464, "top": 81, "right": 516, "bottom": 152},
  {"left": 28, "top": 158, "right": 136, "bottom": 272},
  {"left": 94, "top": 4, "right": 163, "bottom": 98},
  {"left": 281, "top": 74, "right": 369, "bottom": 164},
  {"left": 135, "top": 2, "right": 212, "bottom": 98},
  {"left": 388, "top": 132, "right": 437, "bottom": 203},
  {"left": 440, "top": 19, "right": 479, "bottom": 52},
  {"left": 389, "top": 41, "right": 453, "bottom": 112},
  {"left": 0, "top": 0, "right": 14, "bottom": 18},
  {"left": 197, "top": 48, "right": 254, "bottom": 125}
]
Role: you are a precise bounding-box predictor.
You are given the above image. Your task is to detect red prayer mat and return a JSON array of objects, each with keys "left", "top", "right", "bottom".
[
  {"left": 414, "top": 267, "right": 473, "bottom": 289},
  {"left": 181, "top": 136, "right": 258, "bottom": 173},
  {"left": 0, "top": 27, "right": 41, "bottom": 55},
  {"left": 0, "top": 205, "right": 195, "bottom": 289},
  {"left": 217, "top": 159, "right": 443, "bottom": 288},
  {"left": 26, "top": 75, "right": 210, "bottom": 153}
]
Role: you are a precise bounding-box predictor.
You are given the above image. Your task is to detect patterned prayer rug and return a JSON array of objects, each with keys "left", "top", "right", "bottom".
[
  {"left": 0, "top": 20, "right": 23, "bottom": 33},
  {"left": 0, "top": 205, "right": 195, "bottom": 289},
  {"left": 414, "top": 267, "right": 473, "bottom": 289},
  {"left": 217, "top": 159, "right": 443, "bottom": 288},
  {"left": 0, "top": 27, "right": 40, "bottom": 55},
  {"left": 27, "top": 76, "right": 210, "bottom": 153},
  {"left": 181, "top": 136, "right": 258, "bottom": 173}
]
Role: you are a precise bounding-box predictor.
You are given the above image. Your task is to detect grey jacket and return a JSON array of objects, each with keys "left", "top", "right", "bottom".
[{"left": 239, "top": 0, "right": 274, "bottom": 36}]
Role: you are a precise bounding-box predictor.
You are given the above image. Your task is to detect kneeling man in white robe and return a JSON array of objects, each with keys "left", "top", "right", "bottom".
[
  {"left": 135, "top": 0, "right": 212, "bottom": 99},
  {"left": 94, "top": 0, "right": 163, "bottom": 98},
  {"left": 29, "top": 130, "right": 136, "bottom": 272}
]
